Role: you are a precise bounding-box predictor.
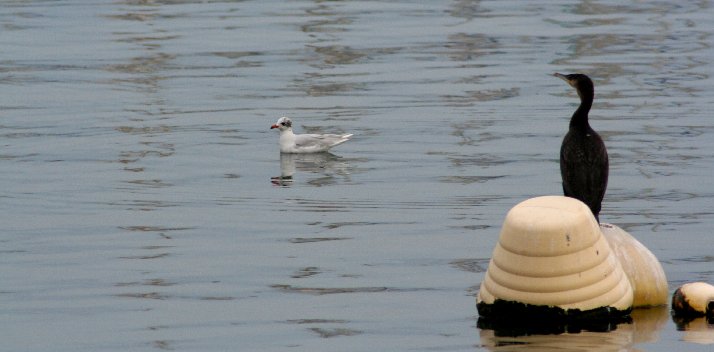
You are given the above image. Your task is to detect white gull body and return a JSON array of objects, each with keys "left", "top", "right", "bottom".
[{"left": 270, "top": 117, "right": 353, "bottom": 153}]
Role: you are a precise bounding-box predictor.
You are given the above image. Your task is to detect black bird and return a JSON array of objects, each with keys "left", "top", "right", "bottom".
[{"left": 554, "top": 73, "right": 608, "bottom": 223}]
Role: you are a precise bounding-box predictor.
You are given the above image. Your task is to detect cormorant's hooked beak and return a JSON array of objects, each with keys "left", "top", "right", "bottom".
[{"left": 553, "top": 72, "right": 575, "bottom": 87}]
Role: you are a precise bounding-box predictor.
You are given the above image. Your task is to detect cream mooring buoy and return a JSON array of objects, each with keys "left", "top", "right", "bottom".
[
  {"left": 599, "top": 223, "right": 668, "bottom": 307},
  {"left": 477, "top": 196, "right": 633, "bottom": 323}
]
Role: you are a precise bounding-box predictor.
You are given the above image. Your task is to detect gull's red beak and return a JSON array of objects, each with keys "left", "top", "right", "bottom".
[{"left": 270, "top": 124, "right": 279, "bottom": 129}]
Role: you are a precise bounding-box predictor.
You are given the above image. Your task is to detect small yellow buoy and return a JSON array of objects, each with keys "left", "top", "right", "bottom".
[{"left": 672, "top": 282, "right": 714, "bottom": 317}]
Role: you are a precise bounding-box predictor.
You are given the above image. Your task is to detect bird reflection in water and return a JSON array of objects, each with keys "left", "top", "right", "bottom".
[
  {"left": 271, "top": 152, "right": 351, "bottom": 186},
  {"left": 271, "top": 153, "right": 296, "bottom": 186}
]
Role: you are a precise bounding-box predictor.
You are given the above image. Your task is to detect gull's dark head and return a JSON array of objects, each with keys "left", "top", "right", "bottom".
[{"left": 271, "top": 116, "right": 292, "bottom": 131}]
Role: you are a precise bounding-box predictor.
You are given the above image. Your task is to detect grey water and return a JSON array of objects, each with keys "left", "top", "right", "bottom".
[{"left": 1, "top": 1, "right": 713, "bottom": 351}]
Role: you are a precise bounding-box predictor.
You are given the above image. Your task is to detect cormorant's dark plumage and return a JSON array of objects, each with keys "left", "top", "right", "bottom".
[{"left": 554, "top": 73, "right": 608, "bottom": 223}]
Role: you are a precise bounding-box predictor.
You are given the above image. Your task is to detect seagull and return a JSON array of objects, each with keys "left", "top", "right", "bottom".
[{"left": 270, "top": 117, "right": 353, "bottom": 153}]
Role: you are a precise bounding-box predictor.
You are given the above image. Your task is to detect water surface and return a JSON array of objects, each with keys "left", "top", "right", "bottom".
[{"left": 1, "top": 1, "right": 713, "bottom": 351}]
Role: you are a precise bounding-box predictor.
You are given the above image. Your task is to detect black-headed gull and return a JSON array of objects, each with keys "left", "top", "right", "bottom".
[{"left": 270, "top": 117, "right": 353, "bottom": 153}]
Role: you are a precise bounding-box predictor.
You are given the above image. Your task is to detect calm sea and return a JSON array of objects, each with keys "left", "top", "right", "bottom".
[{"left": 1, "top": 1, "right": 713, "bottom": 351}]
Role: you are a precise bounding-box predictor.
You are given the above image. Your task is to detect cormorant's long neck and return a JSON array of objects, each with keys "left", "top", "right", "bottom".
[{"left": 569, "top": 89, "right": 593, "bottom": 129}]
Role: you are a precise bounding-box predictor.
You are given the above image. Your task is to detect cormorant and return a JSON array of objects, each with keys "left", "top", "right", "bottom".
[{"left": 554, "top": 73, "right": 608, "bottom": 223}]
